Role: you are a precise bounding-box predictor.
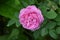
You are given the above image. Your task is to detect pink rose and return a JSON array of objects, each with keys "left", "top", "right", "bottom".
[{"left": 19, "top": 5, "right": 44, "bottom": 31}]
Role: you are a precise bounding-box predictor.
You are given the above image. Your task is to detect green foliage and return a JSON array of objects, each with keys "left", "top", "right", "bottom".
[
  {"left": 0, "top": 0, "right": 60, "bottom": 40},
  {"left": 45, "top": 9, "right": 57, "bottom": 19},
  {"left": 56, "top": 27, "right": 60, "bottom": 34},
  {"left": 46, "top": 21, "right": 56, "bottom": 29},
  {"left": 7, "top": 19, "right": 16, "bottom": 27},
  {"left": 49, "top": 29, "right": 58, "bottom": 39},
  {"left": 33, "top": 30, "right": 41, "bottom": 39},
  {"left": 41, "top": 27, "right": 48, "bottom": 37},
  {"left": 0, "top": 35, "right": 8, "bottom": 40},
  {"left": 56, "top": 21, "right": 60, "bottom": 26},
  {"left": 55, "top": 14, "right": 60, "bottom": 21},
  {"left": 8, "top": 29, "right": 19, "bottom": 40}
]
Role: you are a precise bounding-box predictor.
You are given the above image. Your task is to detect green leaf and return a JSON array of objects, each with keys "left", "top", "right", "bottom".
[
  {"left": 28, "top": 0, "right": 35, "bottom": 4},
  {"left": 8, "top": 29, "right": 19, "bottom": 40},
  {"left": 0, "top": 0, "right": 22, "bottom": 19},
  {"left": 0, "top": 0, "right": 16, "bottom": 18},
  {"left": 39, "top": 3, "right": 47, "bottom": 14},
  {"left": 56, "top": 21, "right": 60, "bottom": 26},
  {"left": 20, "top": 0, "right": 28, "bottom": 7},
  {"left": 41, "top": 27, "right": 48, "bottom": 36},
  {"left": 46, "top": 21, "right": 56, "bottom": 29},
  {"left": 49, "top": 29, "right": 58, "bottom": 39},
  {"left": 17, "top": 27, "right": 28, "bottom": 40},
  {"left": 55, "top": 14, "right": 60, "bottom": 21},
  {"left": 18, "top": 34, "right": 28, "bottom": 40},
  {"left": 41, "top": 18, "right": 48, "bottom": 27},
  {"left": 15, "top": 0, "right": 20, "bottom": 5},
  {"left": 20, "top": 0, "right": 35, "bottom": 6},
  {"left": 33, "top": 30, "right": 40, "bottom": 39},
  {"left": 51, "top": 2, "right": 58, "bottom": 10},
  {"left": 16, "top": 20, "right": 20, "bottom": 27},
  {"left": 7, "top": 12, "right": 20, "bottom": 27},
  {"left": 47, "top": 1, "right": 58, "bottom": 10},
  {"left": 0, "top": 6, "right": 16, "bottom": 19},
  {"left": 14, "top": 12, "right": 20, "bottom": 27},
  {"left": 59, "top": 0, "right": 60, "bottom": 5},
  {"left": 56, "top": 27, "right": 60, "bottom": 34},
  {"left": 55, "top": 8, "right": 60, "bottom": 15},
  {"left": 7, "top": 19, "right": 16, "bottom": 27},
  {"left": 45, "top": 9, "right": 57, "bottom": 19}
]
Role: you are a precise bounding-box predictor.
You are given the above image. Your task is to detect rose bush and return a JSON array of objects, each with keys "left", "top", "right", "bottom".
[{"left": 0, "top": 0, "right": 60, "bottom": 40}]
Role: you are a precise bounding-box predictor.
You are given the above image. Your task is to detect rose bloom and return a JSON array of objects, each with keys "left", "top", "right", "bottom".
[{"left": 19, "top": 5, "right": 44, "bottom": 31}]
